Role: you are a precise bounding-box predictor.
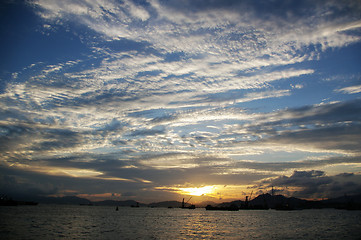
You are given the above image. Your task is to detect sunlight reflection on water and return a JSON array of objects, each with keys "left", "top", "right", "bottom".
[{"left": 1, "top": 205, "right": 361, "bottom": 239}]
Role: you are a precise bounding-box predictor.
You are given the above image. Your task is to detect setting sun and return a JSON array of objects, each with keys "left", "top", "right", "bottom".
[
  {"left": 156, "top": 184, "right": 254, "bottom": 201},
  {"left": 178, "top": 186, "right": 216, "bottom": 196}
]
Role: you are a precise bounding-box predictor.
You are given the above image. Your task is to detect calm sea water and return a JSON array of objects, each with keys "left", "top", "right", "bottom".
[{"left": 1, "top": 205, "right": 361, "bottom": 239}]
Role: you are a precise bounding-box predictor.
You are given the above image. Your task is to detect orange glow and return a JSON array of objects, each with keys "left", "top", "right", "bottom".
[
  {"left": 178, "top": 186, "right": 216, "bottom": 196},
  {"left": 156, "top": 184, "right": 254, "bottom": 202}
]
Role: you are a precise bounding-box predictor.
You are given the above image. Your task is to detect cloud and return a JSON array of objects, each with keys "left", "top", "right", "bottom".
[
  {"left": 0, "top": 122, "right": 82, "bottom": 154},
  {"left": 0, "top": 163, "right": 157, "bottom": 200},
  {"left": 21, "top": 0, "right": 358, "bottom": 133},
  {"left": 215, "top": 99, "right": 361, "bottom": 154},
  {"left": 125, "top": 0, "right": 150, "bottom": 21},
  {"left": 226, "top": 155, "right": 361, "bottom": 174},
  {"left": 263, "top": 170, "right": 361, "bottom": 198},
  {"left": 240, "top": 89, "right": 291, "bottom": 103},
  {"left": 20, "top": 0, "right": 358, "bottom": 123},
  {"left": 336, "top": 84, "right": 361, "bottom": 94},
  {"left": 129, "top": 126, "right": 165, "bottom": 137},
  {"left": 1, "top": 0, "right": 360, "bottom": 202},
  {"left": 139, "top": 153, "right": 199, "bottom": 169},
  {"left": 262, "top": 125, "right": 361, "bottom": 154},
  {"left": 0, "top": 175, "right": 57, "bottom": 200},
  {"left": 31, "top": 0, "right": 361, "bottom": 67}
]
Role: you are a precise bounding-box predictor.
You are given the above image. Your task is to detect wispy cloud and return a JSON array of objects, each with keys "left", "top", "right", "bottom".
[
  {"left": 1, "top": 0, "right": 360, "bottom": 201},
  {"left": 217, "top": 99, "right": 361, "bottom": 155},
  {"left": 336, "top": 84, "right": 361, "bottom": 94},
  {"left": 31, "top": 0, "right": 361, "bottom": 68}
]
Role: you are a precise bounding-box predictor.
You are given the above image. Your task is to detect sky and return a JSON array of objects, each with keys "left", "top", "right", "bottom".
[{"left": 1, "top": 0, "right": 361, "bottom": 203}]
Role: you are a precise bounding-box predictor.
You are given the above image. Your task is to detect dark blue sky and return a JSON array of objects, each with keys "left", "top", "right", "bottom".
[{"left": 1, "top": 0, "right": 361, "bottom": 203}]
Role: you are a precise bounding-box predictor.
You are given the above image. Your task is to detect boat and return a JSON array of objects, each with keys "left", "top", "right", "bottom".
[
  {"left": 239, "top": 193, "right": 269, "bottom": 210},
  {"left": 180, "top": 197, "right": 196, "bottom": 209}
]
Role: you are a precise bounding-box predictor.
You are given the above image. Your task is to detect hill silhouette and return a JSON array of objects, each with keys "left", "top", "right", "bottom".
[
  {"left": 209, "top": 193, "right": 361, "bottom": 210},
  {"left": 2, "top": 193, "right": 361, "bottom": 210}
]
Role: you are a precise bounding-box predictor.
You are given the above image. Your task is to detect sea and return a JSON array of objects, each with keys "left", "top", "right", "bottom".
[{"left": 1, "top": 205, "right": 361, "bottom": 239}]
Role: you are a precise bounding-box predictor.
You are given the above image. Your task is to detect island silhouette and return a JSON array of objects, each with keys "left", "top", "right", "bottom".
[{"left": 2, "top": 193, "right": 360, "bottom": 210}]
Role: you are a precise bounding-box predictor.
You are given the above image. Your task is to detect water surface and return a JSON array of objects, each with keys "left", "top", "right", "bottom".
[{"left": 1, "top": 205, "right": 360, "bottom": 239}]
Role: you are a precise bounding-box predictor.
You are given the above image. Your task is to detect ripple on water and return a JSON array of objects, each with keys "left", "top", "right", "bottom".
[{"left": 1, "top": 206, "right": 361, "bottom": 239}]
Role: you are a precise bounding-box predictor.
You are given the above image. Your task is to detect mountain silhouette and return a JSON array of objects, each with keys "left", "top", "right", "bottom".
[{"left": 3, "top": 193, "right": 361, "bottom": 210}]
